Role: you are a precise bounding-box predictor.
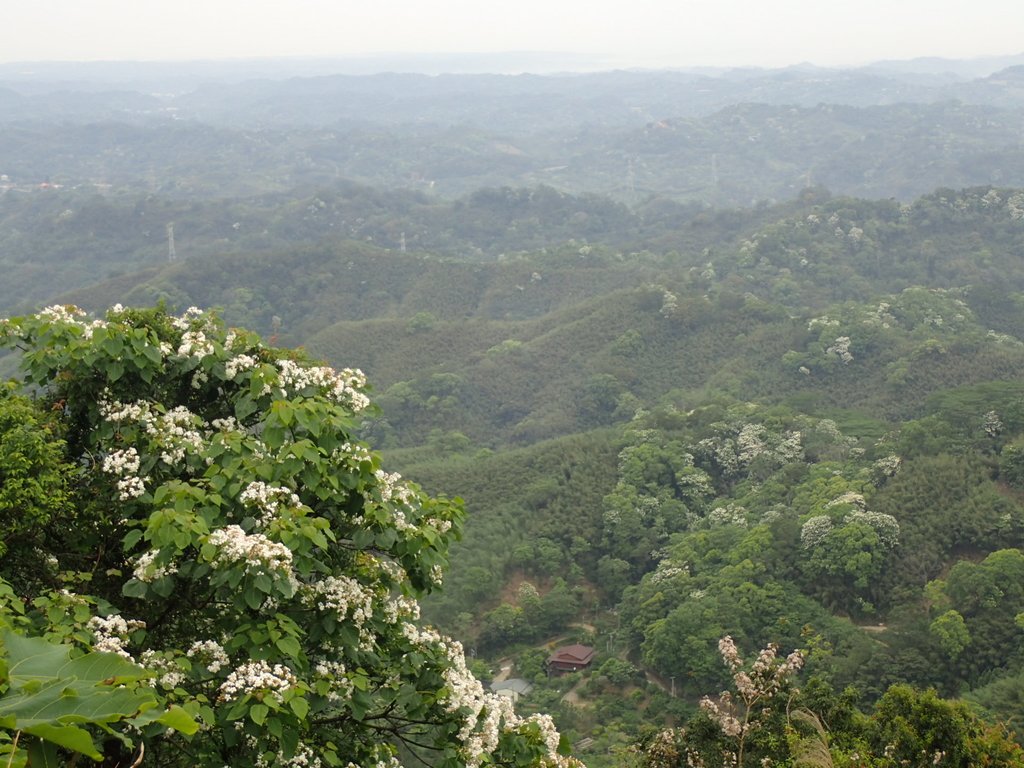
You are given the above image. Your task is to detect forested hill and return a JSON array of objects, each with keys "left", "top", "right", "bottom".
[
  {"left": 9, "top": 52, "right": 1024, "bottom": 755},
  {"left": 1, "top": 102, "right": 1023, "bottom": 204},
  {"left": 6, "top": 181, "right": 1024, "bottom": 760},
  {"left": 5, "top": 59, "right": 1024, "bottom": 129}
]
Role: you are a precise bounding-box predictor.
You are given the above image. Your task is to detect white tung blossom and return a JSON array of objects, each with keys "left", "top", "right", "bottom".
[
  {"left": 207, "top": 525, "right": 293, "bottom": 573},
  {"left": 983, "top": 410, "right": 1004, "bottom": 437},
  {"left": 306, "top": 576, "right": 375, "bottom": 643},
  {"left": 847, "top": 510, "right": 900, "bottom": 549},
  {"left": 186, "top": 639, "right": 230, "bottom": 674},
  {"left": 144, "top": 406, "right": 206, "bottom": 465},
  {"left": 313, "top": 659, "right": 355, "bottom": 703},
  {"left": 177, "top": 330, "right": 215, "bottom": 360},
  {"left": 274, "top": 359, "right": 370, "bottom": 412},
  {"left": 88, "top": 614, "right": 145, "bottom": 660},
  {"left": 826, "top": 491, "right": 867, "bottom": 510},
  {"left": 100, "top": 447, "right": 148, "bottom": 500},
  {"left": 140, "top": 650, "right": 187, "bottom": 690},
  {"left": 225, "top": 353, "right": 259, "bottom": 380},
  {"left": 240, "top": 481, "right": 302, "bottom": 527},
  {"left": 170, "top": 306, "right": 208, "bottom": 331},
  {"left": 872, "top": 454, "right": 902, "bottom": 481},
  {"left": 133, "top": 549, "right": 178, "bottom": 582},
  {"left": 826, "top": 336, "right": 854, "bottom": 364},
  {"left": 219, "top": 659, "right": 296, "bottom": 702},
  {"left": 800, "top": 515, "right": 834, "bottom": 549}
]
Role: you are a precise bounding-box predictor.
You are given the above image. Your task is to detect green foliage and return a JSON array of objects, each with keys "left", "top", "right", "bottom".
[
  {"left": 930, "top": 610, "right": 971, "bottom": 660},
  {"left": 0, "top": 385, "right": 72, "bottom": 562},
  {"left": 1000, "top": 436, "right": 1024, "bottom": 490},
  {"left": 0, "top": 630, "right": 194, "bottom": 766}
]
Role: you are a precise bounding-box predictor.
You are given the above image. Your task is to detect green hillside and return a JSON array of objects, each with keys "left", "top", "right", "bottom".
[{"left": 8, "top": 184, "right": 1024, "bottom": 763}]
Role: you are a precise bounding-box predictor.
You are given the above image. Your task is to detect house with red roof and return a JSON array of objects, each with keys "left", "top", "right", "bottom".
[{"left": 546, "top": 644, "right": 595, "bottom": 675}]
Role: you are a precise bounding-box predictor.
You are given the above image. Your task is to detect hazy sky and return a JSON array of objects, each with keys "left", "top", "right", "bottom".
[{"left": 4, "top": 0, "right": 1023, "bottom": 69}]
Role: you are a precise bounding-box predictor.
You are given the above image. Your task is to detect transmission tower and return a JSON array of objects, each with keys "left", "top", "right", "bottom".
[{"left": 166, "top": 222, "right": 177, "bottom": 262}]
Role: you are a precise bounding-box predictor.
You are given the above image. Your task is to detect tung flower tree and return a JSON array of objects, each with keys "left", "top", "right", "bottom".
[{"left": 0, "top": 305, "right": 575, "bottom": 768}]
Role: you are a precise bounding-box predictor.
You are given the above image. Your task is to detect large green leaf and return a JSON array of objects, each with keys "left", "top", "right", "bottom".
[
  {"left": 5, "top": 632, "right": 147, "bottom": 687},
  {"left": 23, "top": 723, "right": 100, "bottom": 760},
  {"left": 0, "top": 633, "right": 160, "bottom": 759},
  {"left": 0, "top": 678, "right": 153, "bottom": 729}
]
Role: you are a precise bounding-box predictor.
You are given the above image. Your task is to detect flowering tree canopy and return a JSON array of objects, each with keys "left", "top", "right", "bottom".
[{"left": 0, "top": 305, "right": 572, "bottom": 768}]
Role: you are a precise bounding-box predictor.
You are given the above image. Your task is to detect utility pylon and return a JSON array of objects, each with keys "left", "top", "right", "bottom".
[{"left": 167, "top": 222, "right": 176, "bottom": 262}]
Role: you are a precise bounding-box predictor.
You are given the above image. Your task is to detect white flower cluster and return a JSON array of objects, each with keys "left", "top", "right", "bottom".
[
  {"left": 800, "top": 515, "right": 833, "bottom": 549},
  {"left": 736, "top": 424, "right": 767, "bottom": 464},
  {"left": 808, "top": 315, "right": 840, "bottom": 331},
  {"left": 177, "top": 330, "right": 215, "bottom": 360},
  {"left": 660, "top": 290, "right": 679, "bottom": 317},
  {"left": 335, "top": 442, "right": 373, "bottom": 465},
  {"left": 825, "top": 491, "right": 867, "bottom": 510},
  {"left": 133, "top": 549, "right": 178, "bottom": 582},
  {"left": 650, "top": 561, "right": 689, "bottom": 584},
  {"left": 257, "top": 742, "right": 323, "bottom": 768},
  {"left": 371, "top": 556, "right": 409, "bottom": 585},
  {"left": 79, "top": 317, "right": 110, "bottom": 339},
  {"left": 696, "top": 421, "right": 803, "bottom": 481},
  {"left": 170, "top": 306, "right": 208, "bottom": 330},
  {"left": 87, "top": 614, "right": 145, "bottom": 660},
  {"left": 847, "top": 510, "right": 900, "bottom": 549},
  {"left": 367, "top": 469, "right": 420, "bottom": 533},
  {"left": 99, "top": 397, "right": 206, "bottom": 470},
  {"left": 522, "top": 713, "right": 561, "bottom": 757},
  {"left": 144, "top": 405, "right": 206, "bottom": 466},
  {"left": 39, "top": 304, "right": 86, "bottom": 323},
  {"left": 274, "top": 359, "right": 370, "bottom": 412},
  {"left": 219, "top": 659, "right": 296, "bottom": 702},
  {"left": 429, "top": 563, "right": 445, "bottom": 586},
  {"left": 8, "top": 305, "right": 106, "bottom": 344},
  {"left": 373, "top": 470, "right": 414, "bottom": 505},
  {"left": 381, "top": 595, "right": 421, "bottom": 624},
  {"left": 872, "top": 454, "right": 902, "bottom": 481},
  {"left": 986, "top": 329, "right": 1021, "bottom": 345},
  {"left": 307, "top": 576, "right": 374, "bottom": 644},
  {"left": 708, "top": 504, "right": 748, "bottom": 528},
  {"left": 401, "top": 624, "right": 501, "bottom": 766},
  {"left": 99, "top": 395, "right": 148, "bottom": 423},
  {"left": 699, "top": 693, "right": 743, "bottom": 737},
  {"left": 207, "top": 525, "right": 293, "bottom": 573},
  {"left": 983, "top": 410, "right": 1004, "bottom": 437},
  {"left": 423, "top": 516, "right": 453, "bottom": 535},
  {"left": 345, "top": 758, "right": 403, "bottom": 768},
  {"left": 826, "top": 335, "right": 854, "bottom": 364},
  {"left": 225, "top": 353, "right": 260, "bottom": 380},
  {"left": 869, "top": 301, "right": 897, "bottom": 328},
  {"left": 760, "top": 508, "right": 783, "bottom": 525},
  {"left": 701, "top": 637, "right": 804, "bottom": 741},
  {"left": 140, "top": 650, "right": 187, "bottom": 690},
  {"left": 1008, "top": 192, "right": 1024, "bottom": 220},
  {"left": 186, "top": 639, "right": 230, "bottom": 674},
  {"left": 240, "top": 481, "right": 302, "bottom": 527},
  {"left": 809, "top": 418, "right": 859, "bottom": 453},
  {"left": 313, "top": 659, "right": 355, "bottom": 702},
  {"left": 211, "top": 416, "right": 242, "bottom": 432},
  {"left": 101, "top": 447, "right": 148, "bottom": 500}
]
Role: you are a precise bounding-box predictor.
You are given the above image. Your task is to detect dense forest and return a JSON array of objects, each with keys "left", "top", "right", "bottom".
[{"left": 5, "top": 59, "right": 1024, "bottom": 766}]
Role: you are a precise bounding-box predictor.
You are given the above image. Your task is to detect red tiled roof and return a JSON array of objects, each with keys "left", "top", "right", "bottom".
[{"left": 547, "top": 644, "right": 595, "bottom": 665}]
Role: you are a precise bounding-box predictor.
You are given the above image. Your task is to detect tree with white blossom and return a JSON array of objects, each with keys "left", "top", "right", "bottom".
[
  {"left": 0, "top": 305, "right": 576, "bottom": 768},
  {"left": 636, "top": 635, "right": 804, "bottom": 768}
]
